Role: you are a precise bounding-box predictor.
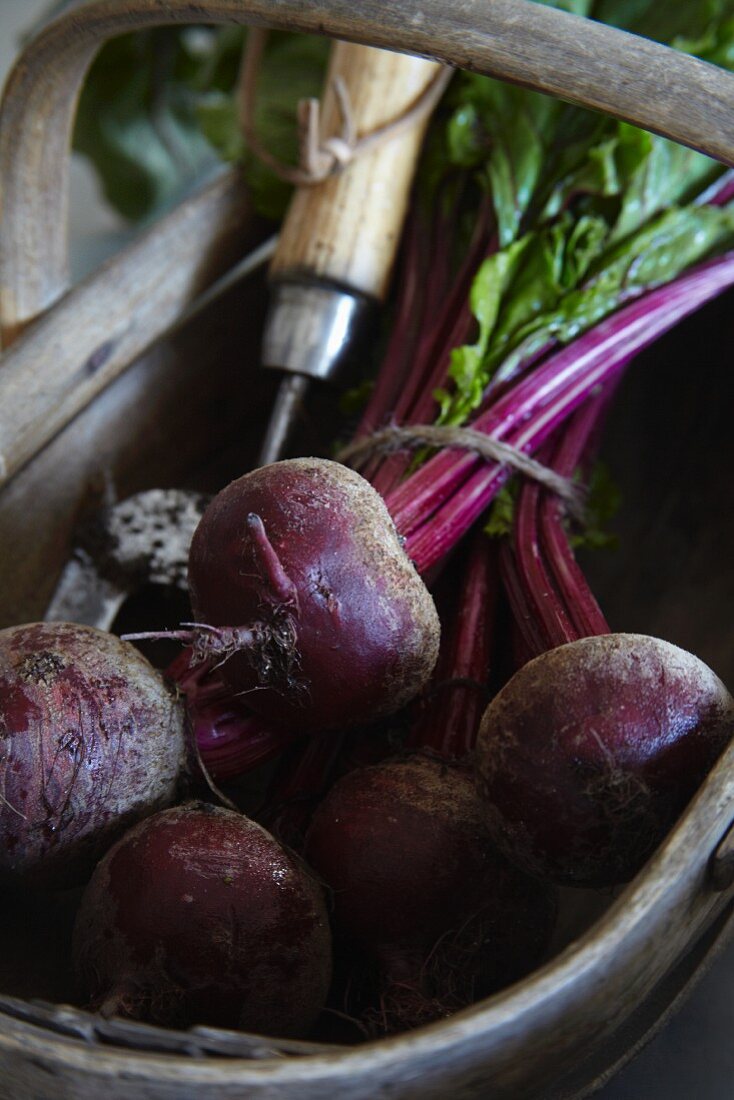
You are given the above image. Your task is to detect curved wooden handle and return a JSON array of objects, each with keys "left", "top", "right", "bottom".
[
  {"left": 270, "top": 44, "right": 442, "bottom": 300},
  {"left": 2, "top": 0, "right": 734, "bottom": 346}
]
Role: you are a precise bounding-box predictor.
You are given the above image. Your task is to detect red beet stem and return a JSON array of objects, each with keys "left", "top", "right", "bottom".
[
  {"left": 696, "top": 168, "right": 734, "bottom": 207},
  {"left": 369, "top": 196, "right": 496, "bottom": 498},
  {"left": 165, "top": 649, "right": 296, "bottom": 782},
  {"left": 500, "top": 389, "right": 613, "bottom": 653},
  {"left": 406, "top": 532, "right": 498, "bottom": 759},
  {"left": 390, "top": 252, "right": 734, "bottom": 572},
  {"left": 355, "top": 209, "right": 429, "bottom": 446},
  {"left": 259, "top": 730, "right": 347, "bottom": 849},
  {"left": 537, "top": 391, "right": 618, "bottom": 640}
]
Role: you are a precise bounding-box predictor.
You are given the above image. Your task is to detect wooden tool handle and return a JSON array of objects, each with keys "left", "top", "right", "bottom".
[{"left": 269, "top": 44, "right": 442, "bottom": 300}]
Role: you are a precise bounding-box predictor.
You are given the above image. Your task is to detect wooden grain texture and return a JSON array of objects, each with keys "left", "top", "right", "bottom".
[
  {"left": 0, "top": 169, "right": 253, "bottom": 490},
  {"left": 2, "top": 0, "right": 734, "bottom": 343},
  {"left": 270, "top": 44, "right": 442, "bottom": 298}
]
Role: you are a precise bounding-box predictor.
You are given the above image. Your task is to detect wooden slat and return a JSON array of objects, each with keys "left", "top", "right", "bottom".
[
  {"left": 0, "top": 169, "right": 254, "bottom": 490},
  {"left": 0, "top": 248, "right": 272, "bottom": 628}
]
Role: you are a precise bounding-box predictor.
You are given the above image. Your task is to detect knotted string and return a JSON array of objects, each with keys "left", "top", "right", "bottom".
[
  {"left": 336, "top": 424, "right": 587, "bottom": 521},
  {"left": 237, "top": 28, "right": 452, "bottom": 186}
]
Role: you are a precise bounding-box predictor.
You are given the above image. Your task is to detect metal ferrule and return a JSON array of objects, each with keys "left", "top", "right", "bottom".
[{"left": 260, "top": 278, "right": 374, "bottom": 382}]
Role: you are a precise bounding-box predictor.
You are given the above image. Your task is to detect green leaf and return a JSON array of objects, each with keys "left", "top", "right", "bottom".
[
  {"left": 445, "top": 74, "right": 562, "bottom": 246},
  {"left": 73, "top": 30, "right": 219, "bottom": 222},
  {"left": 72, "top": 27, "right": 328, "bottom": 223},
  {"left": 433, "top": 239, "right": 534, "bottom": 425},
  {"left": 483, "top": 483, "right": 519, "bottom": 539},
  {"left": 610, "top": 127, "right": 723, "bottom": 243},
  {"left": 569, "top": 461, "right": 621, "bottom": 550}
]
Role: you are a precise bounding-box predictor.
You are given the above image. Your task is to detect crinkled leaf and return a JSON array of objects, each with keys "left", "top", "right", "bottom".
[
  {"left": 445, "top": 74, "right": 562, "bottom": 246},
  {"left": 504, "top": 203, "right": 734, "bottom": 369},
  {"left": 610, "top": 127, "right": 723, "bottom": 242},
  {"left": 435, "top": 213, "right": 608, "bottom": 424},
  {"left": 592, "top": 203, "right": 734, "bottom": 288},
  {"left": 436, "top": 197, "right": 734, "bottom": 426},
  {"left": 434, "top": 240, "right": 534, "bottom": 424}
]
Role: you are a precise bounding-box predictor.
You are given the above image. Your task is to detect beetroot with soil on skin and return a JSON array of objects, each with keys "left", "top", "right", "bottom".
[
  {"left": 304, "top": 755, "right": 555, "bottom": 1033},
  {"left": 73, "top": 801, "right": 332, "bottom": 1036},
  {"left": 187, "top": 457, "right": 440, "bottom": 733},
  {"left": 475, "top": 633, "right": 734, "bottom": 887},
  {"left": 0, "top": 622, "right": 187, "bottom": 889}
]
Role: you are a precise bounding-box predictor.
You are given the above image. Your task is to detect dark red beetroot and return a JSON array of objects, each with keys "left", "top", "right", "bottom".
[
  {"left": 477, "top": 396, "right": 734, "bottom": 888},
  {"left": 0, "top": 622, "right": 187, "bottom": 889},
  {"left": 475, "top": 634, "right": 734, "bottom": 887},
  {"left": 185, "top": 457, "right": 440, "bottom": 733},
  {"left": 304, "top": 756, "right": 555, "bottom": 1033},
  {"left": 73, "top": 801, "right": 332, "bottom": 1036}
]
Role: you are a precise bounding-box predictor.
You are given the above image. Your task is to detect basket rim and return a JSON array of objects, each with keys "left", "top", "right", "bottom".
[{"left": 1, "top": 732, "right": 732, "bottom": 1088}]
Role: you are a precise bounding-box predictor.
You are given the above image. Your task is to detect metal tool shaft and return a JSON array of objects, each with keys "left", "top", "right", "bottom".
[
  {"left": 257, "top": 373, "right": 310, "bottom": 467},
  {"left": 257, "top": 281, "right": 373, "bottom": 464}
]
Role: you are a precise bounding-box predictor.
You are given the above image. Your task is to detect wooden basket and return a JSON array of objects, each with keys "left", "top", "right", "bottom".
[{"left": 0, "top": 2, "right": 733, "bottom": 1097}]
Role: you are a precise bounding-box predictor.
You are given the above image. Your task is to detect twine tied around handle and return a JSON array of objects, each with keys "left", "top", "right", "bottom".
[
  {"left": 336, "top": 424, "right": 587, "bottom": 521},
  {"left": 237, "top": 29, "right": 453, "bottom": 187}
]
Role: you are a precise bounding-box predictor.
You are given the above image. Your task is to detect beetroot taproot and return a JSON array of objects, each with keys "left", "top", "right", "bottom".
[{"left": 304, "top": 755, "right": 555, "bottom": 1033}]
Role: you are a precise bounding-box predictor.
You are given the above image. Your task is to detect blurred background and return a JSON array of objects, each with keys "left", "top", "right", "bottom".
[{"left": 1, "top": 2, "right": 732, "bottom": 1096}]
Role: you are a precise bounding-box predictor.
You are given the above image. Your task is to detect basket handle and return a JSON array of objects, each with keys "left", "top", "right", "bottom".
[{"left": 2, "top": 0, "right": 734, "bottom": 347}]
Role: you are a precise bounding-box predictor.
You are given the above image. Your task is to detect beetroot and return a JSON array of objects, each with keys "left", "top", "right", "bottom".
[
  {"left": 73, "top": 801, "right": 332, "bottom": 1036},
  {"left": 476, "top": 391, "right": 734, "bottom": 888},
  {"left": 305, "top": 755, "right": 555, "bottom": 1034},
  {"left": 185, "top": 457, "right": 440, "bottom": 732},
  {"left": 0, "top": 622, "right": 187, "bottom": 888},
  {"left": 296, "top": 536, "right": 555, "bottom": 1035},
  {"left": 476, "top": 634, "right": 734, "bottom": 888}
]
